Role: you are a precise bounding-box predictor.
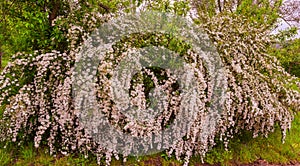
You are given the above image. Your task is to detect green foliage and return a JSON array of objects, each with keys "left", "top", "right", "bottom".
[
  {"left": 195, "top": 0, "right": 282, "bottom": 29},
  {"left": 235, "top": 0, "right": 282, "bottom": 26},
  {"left": 127, "top": 0, "right": 190, "bottom": 16},
  {"left": 0, "top": 0, "right": 119, "bottom": 57},
  {"left": 0, "top": 53, "right": 9, "bottom": 70},
  {"left": 195, "top": 0, "right": 218, "bottom": 18},
  {"left": 274, "top": 27, "right": 298, "bottom": 42},
  {"left": 269, "top": 38, "right": 300, "bottom": 77},
  {"left": 1, "top": 1, "right": 57, "bottom": 55}
]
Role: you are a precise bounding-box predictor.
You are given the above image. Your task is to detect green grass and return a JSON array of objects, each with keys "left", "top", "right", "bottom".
[{"left": 0, "top": 149, "right": 11, "bottom": 166}]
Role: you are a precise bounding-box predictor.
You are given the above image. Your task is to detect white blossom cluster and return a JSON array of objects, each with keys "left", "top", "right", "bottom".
[
  {"left": 201, "top": 14, "right": 300, "bottom": 147},
  {"left": 0, "top": 10, "right": 299, "bottom": 166}
]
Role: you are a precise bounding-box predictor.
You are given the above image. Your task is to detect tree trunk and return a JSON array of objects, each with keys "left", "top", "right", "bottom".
[
  {"left": 49, "top": 0, "right": 60, "bottom": 27},
  {"left": 0, "top": 51, "right": 2, "bottom": 69}
]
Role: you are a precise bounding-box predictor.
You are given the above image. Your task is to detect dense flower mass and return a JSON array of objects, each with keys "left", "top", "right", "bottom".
[
  {"left": 0, "top": 9, "right": 300, "bottom": 166},
  {"left": 202, "top": 14, "right": 300, "bottom": 144}
]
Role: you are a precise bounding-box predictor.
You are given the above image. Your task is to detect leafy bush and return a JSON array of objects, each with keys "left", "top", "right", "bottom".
[
  {"left": 269, "top": 38, "right": 300, "bottom": 78},
  {"left": 0, "top": 5, "right": 300, "bottom": 166}
]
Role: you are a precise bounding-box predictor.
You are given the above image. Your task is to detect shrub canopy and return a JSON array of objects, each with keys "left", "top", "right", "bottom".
[{"left": 0, "top": 1, "right": 299, "bottom": 165}]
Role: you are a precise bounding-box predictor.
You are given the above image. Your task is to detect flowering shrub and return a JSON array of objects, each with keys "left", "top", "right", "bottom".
[
  {"left": 201, "top": 13, "right": 300, "bottom": 145},
  {"left": 0, "top": 9, "right": 300, "bottom": 166}
]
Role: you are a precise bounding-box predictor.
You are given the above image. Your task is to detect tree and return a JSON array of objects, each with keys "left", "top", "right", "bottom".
[
  {"left": 0, "top": 0, "right": 121, "bottom": 57},
  {"left": 192, "top": 0, "right": 282, "bottom": 25},
  {"left": 192, "top": 0, "right": 300, "bottom": 38},
  {"left": 0, "top": 0, "right": 64, "bottom": 55}
]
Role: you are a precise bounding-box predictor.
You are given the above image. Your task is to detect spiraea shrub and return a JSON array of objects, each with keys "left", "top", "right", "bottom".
[
  {"left": 0, "top": 9, "right": 300, "bottom": 166},
  {"left": 201, "top": 13, "right": 300, "bottom": 144}
]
